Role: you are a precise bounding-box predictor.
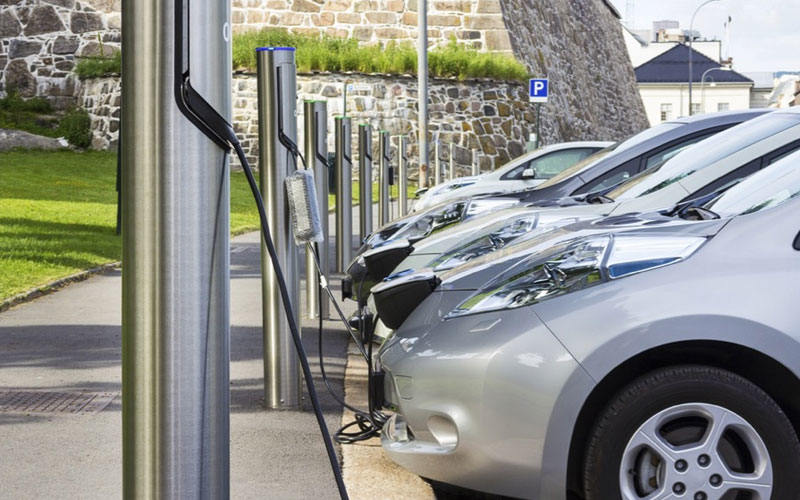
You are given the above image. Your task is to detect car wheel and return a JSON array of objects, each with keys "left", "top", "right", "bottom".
[{"left": 583, "top": 365, "right": 800, "bottom": 500}]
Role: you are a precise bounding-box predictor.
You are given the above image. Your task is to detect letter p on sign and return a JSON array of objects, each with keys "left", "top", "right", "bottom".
[{"left": 529, "top": 78, "right": 548, "bottom": 103}]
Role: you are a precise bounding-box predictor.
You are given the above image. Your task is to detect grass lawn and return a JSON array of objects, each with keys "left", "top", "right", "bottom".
[{"left": 1, "top": 149, "right": 416, "bottom": 301}]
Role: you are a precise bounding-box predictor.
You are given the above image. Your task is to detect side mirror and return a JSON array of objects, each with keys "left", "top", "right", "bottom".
[{"left": 521, "top": 168, "right": 536, "bottom": 179}]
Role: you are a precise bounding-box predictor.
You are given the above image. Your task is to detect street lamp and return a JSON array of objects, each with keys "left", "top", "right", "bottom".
[
  {"left": 688, "top": 0, "right": 722, "bottom": 115},
  {"left": 700, "top": 66, "right": 732, "bottom": 114}
]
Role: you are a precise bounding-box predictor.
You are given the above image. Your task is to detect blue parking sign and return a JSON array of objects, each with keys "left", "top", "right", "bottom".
[{"left": 529, "top": 78, "right": 548, "bottom": 103}]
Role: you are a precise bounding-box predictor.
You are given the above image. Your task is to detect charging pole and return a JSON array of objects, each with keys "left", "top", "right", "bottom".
[
  {"left": 434, "top": 136, "right": 441, "bottom": 185},
  {"left": 358, "top": 124, "right": 373, "bottom": 241},
  {"left": 121, "top": 0, "right": 230, "bottom": 496},
  {"left": 378, "top": 130, "right": 391, "bottom": 225},
  {"left": 304, "top": 100, "right": 329, "bottom": 320},
  {"left": 472, "top": 150, "right": 479, "bottom": 176},
  {"left": 257, "top": 47, "right": 301, "bottom": 409},
  {"left": 335, "top": 116, "right": 353, "bottom": 272},
  {"left": 398, "top": 135, "right": 408, "bottom": 216},
  {"left": 448, "top": 142, "right": 455, "bottom": 181}
]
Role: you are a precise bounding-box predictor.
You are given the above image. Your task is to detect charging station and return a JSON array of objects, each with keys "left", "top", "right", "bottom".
[
  {"left": 122, "top": 0, "right": 231, "bottom": 495},
  {"left": 448, "top": 143, "right": 455, "bottom": 181},
  {"left": 398, "top": 135, "right": 408, "bottom": 216},
  {"left": 358, "top": 124, "right": 373, "bottom": 241},
  {"left": 378, "top": 130, "right": 392, "bottom": 225},
  {"left": 335, "top": 117, "right": 353, "bottom": 272},
  {"left": 304, "top": 100, "right": 329, "bottom": 320},
  {"left": 257, "top": 47, "right": 301, "bottom": 409}
]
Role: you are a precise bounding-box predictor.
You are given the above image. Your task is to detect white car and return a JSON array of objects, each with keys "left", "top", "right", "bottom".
[{"left": 413, "top": 141, "right": 612, "bottom": 211}]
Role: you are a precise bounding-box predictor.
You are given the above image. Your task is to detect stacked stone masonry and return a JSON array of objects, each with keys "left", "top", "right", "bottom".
[
  {"left": 3, "top": 0, "right": 648, "bottom": 170},
  {"left": 0, "top": 0, "right": 120, "bottom": 108},
  {"left": 231, "top": 0, "right": 513, "bottom": 52}
]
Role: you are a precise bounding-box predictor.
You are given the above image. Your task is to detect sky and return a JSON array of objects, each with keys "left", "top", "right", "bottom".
[{"left": 608, "top": 0, "right": 800, "bottom": 72}]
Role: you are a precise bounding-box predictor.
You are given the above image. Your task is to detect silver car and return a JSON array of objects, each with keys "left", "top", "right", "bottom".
[
  {"left": 414, "top": 141, "right": 611, "bottom": 212},
  {"left": 376, "top": 150, "right": 800, "bottom": 499}
]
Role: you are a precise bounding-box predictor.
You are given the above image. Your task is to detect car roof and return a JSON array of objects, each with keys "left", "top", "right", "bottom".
[{"left": 670, "top": 108, "right": 772, "bottom": 125}]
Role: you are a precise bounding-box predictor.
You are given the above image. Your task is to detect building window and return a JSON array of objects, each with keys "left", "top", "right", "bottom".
[
  {"left": 718, "top": 102, "right": 730, "bottom": 111},
  {"left": 691, "top": 103, "right": 702, "bottom": 115},
  {"left": 660, "top": 103, "right": 673, "bottom": 122}
]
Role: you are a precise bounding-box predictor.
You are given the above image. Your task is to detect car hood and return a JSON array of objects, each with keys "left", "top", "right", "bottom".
[{"left": 435, "top": 211, "right": 731, "bottom": 291}]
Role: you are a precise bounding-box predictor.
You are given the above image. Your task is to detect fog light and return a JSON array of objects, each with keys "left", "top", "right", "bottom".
[{"left": 427, "top": 414, "right": 458, "bottom": 449}]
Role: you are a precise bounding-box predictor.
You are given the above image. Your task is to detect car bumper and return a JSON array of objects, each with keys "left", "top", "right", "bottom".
[{"left": 378, "top": 296, "right": 585, "bottom": 499}]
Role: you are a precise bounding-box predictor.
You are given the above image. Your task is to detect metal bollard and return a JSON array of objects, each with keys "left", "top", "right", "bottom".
[
  {"left": 335, "top": 116, "right": 353, "bottom": 272},
  {"left": 398, "top": 135, "right": 408, "bottom": 216},
  {"left": 434, "top": 137, "right": 441, "bottom": 185},
  {"left": 257, "top": 47, "right": 301, "bottom": 409},
  {"left": 358, "top": 124, "right": 373, "bottom": 241},
  {"left": 304, "top": 100, "right": 329, "bottom": 320},
  {"left": 378, "top": 130, "right": 391, "bottom": 225},
  {"left": 448, "top": 142, "right": 455, "bottom": 181},
  {"left": 472, "top": 149, "right": 479, "bottom": 176}
]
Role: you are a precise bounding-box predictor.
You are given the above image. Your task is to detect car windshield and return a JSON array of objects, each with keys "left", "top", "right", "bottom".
[
  {"left": 535, "top": 145, "right": 617, "bottom": 188},
  {"left": 610, "top": 113, "right": 799, "bottom": 200},
  {"left": 705, "top": 149, "right": 800, "bottom": 217}
]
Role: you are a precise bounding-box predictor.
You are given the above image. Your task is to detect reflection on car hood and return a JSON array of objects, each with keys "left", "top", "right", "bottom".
[{"left": 437, "top": 211, "right": 730, "bottom": 291}]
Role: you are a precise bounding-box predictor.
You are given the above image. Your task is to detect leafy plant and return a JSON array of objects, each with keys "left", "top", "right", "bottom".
[
  {"left": 75, "top": 49, "right": 121, "bottom": 79},
  {"left": 0, "top": 89, "right": 61, "bottom": 137},
  {"left": 232, "top": 29, "right": 528, "bottom": 81},
  {"left": 57, "top": 108, "right": 92, "bottom": 148}
]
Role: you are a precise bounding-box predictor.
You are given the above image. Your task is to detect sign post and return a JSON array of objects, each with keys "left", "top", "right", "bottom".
[{"left": 529, "top": 78, "right": 548, "bottom": 149}]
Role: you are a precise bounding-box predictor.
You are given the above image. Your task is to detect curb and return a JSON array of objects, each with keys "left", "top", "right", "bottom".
[{"left": 0, "top": 262, "right": 121, "bottom": 313}]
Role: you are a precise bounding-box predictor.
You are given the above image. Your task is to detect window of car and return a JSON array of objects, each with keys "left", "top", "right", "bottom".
[
  {"left": 501, "top": 148, "right": 598, "bottom": 181},
  {"left": 572, "top": 158, "right": 640, "bottom": 195},
  {"left": 681, "top": 139, "right": 800, "bottom": 202},
  {"left": 706, "top": 149, "right": 800, "bottom": 217},
  {"left": 534, "top": 145, "right": 618, "bottom": 189},
  {"left": 620, "top": 115, "right": 800, "bottom": 199}
]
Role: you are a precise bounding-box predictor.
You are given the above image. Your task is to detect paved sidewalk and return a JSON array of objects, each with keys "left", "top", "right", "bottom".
[{"left": 0, "top": 230, "right": 352, "bottom": 499}]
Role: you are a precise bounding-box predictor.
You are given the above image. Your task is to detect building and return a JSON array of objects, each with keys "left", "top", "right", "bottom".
[
  {"left": 633, "top": 44, "right": 752, "bottom": 125},
  {"left": 623, "top": 24, "right": 721, "bottom": 71},
  {"left": 744, "top": 71, "right": 777, "bottom": 109}
]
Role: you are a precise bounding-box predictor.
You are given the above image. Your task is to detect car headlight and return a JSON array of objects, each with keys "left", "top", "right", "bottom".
[
  {"left": 389, "top": 200, "right": 469, "bottom": 242},
  {"left": 464, "top": 198, "right": 521, "bottom": 218},
  {"left": 430, "top": 213, "right": 542, "bottom": 271},
  {"left": 446, "top": 234, "right": 706, "bottom": 319}
]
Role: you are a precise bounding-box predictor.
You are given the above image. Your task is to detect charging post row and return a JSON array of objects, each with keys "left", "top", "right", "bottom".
[
  {"left": 335, "top": 116, "right": 353, "bottom": 272},
  {"left": 304, "top": 100, "right": 329, "bottom": 320},
  {"left": 358, "top": 124, "right": 373, "bottom": 242}
]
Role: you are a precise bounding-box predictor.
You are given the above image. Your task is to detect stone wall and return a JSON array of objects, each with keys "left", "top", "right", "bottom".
[
  {"left": 231, "top": 0, "right": 512, "bottom": 52},
  {"left": 79, "top": 73, "right": 534, "bottom": 177},
  {"left": 0, "top": 0, "right": 119, "bottom": 108},
  {"left": 232, "top": 72, "right": 533, "bottom": 176},
  {"left": 500, "top": 0, "right": 649, "bottom": 142}
]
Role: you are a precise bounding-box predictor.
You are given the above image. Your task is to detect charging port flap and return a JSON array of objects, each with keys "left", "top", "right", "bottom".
[{"left": 371, "top": 269, "right": 440, "bottom": 330}]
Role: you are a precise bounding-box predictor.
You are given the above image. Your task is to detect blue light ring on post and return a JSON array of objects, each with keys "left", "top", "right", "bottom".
[{"left": 256, "top": 47, "right": 297, "bottom": 52}]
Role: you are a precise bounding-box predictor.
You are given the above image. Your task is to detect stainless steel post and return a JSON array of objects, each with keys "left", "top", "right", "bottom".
[
  {"left": 472, "top": 149, "right": 479, "bottom": 176},
  {"left": 434, "top": 136, "right": 441, "bottom": 185},
  {"left": 304, "top": 100, "right": 329, "bottom": 320},
  {"left": 122, "top": 0, "right": 230, "bottom": 496},
  {"left": 378, "top": 130, "right": 391, "bottom": 225},
  {"left": 257, "top": 47, "right": 301, "bottom": 409},
  {"left": 448, "top": 142, "right": 455, "bottom": 181},
  {"left": 358, "top": 124, "right": 373, "bottom": 241},
  {"left": 335, "top": 117, "right": 353, "bottom": 272},
  {"left": 398, "top": 135, "right": 408, "bottom": 215},
  {"left": 417, "top": 0, "right": 429, "bottom": 188}
]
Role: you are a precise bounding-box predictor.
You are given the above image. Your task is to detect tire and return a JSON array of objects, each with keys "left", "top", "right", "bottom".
[{"left": 583, "top": 365, "right": 800, "bottom": 500}]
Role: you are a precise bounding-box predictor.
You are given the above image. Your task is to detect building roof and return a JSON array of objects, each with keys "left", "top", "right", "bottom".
[{"left": 635, "top": 44, "right": 752, "bottom": 85}]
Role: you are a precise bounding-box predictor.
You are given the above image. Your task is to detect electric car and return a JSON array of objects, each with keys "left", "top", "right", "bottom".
[
  {"left": 346, "top": 107, "right": 800, "bottom": 305},
  {"left": 376, "top": 149, "right": 800, "bottom": 499},
  {"left": 379, "top": 106, "right": 800, "bottom": 276},
  {"left": 413, "top": 141, "right": 611, "bottom": 211},
  {"left": 355, "top": 109, "right": 768, "bottom": 254}
]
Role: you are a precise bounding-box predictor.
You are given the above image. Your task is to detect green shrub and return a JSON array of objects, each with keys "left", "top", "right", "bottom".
[
  {"left": 75, "top": 50, "right": 121, "bottom": 79},
  {"left": 0, "top": 90, "right": 61, "bottom": 137},
  {"left": 232, "top": 29, "right": 529, "bottom": 82},
  {"left": 58, "top": 108, "right": 92, "bottom": 148}
]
